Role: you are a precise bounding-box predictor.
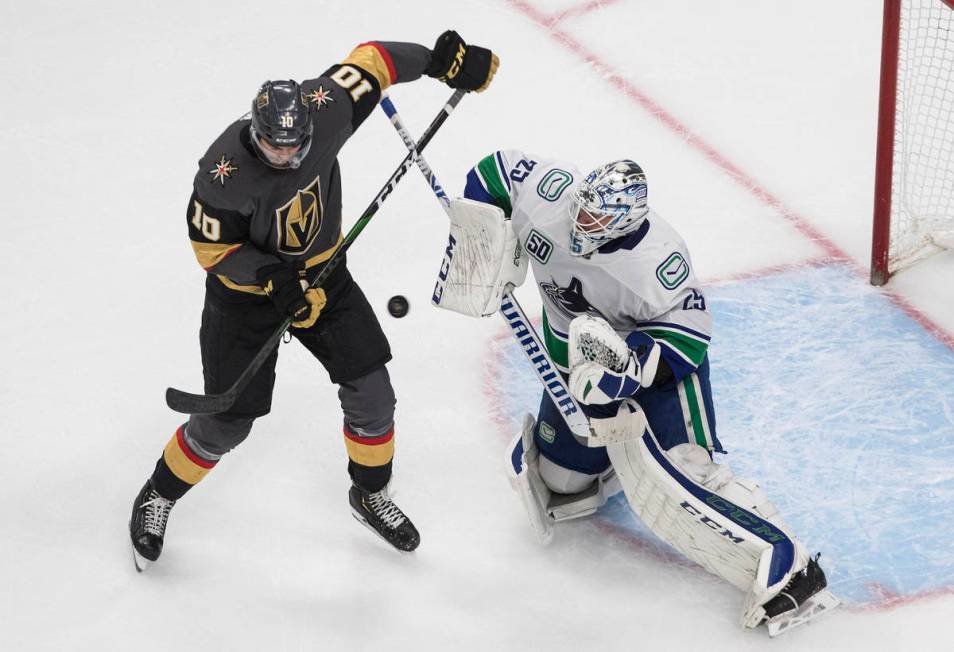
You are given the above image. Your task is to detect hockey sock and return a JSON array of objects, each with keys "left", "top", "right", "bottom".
[
  {"left": 343, "top": 425, "right": 394, "bottom": 493},
  {"left": 151, "top": 425, "right": 218, "bottom": 500}
]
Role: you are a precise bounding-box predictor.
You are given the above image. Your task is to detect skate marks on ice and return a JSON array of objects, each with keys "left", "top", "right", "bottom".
[
  {"left": 710, "top": 265, "right": 954, "bottom": 608},
  {"left": 487, "top": 265, "right": 954, "bottom": 609}
]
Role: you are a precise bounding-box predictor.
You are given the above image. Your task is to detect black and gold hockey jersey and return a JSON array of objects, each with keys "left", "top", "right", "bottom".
[{"left": 187, "top": 41, "right": 432, "bottom": 294}]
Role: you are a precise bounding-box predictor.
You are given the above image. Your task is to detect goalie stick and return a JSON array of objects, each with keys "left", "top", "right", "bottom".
[
  {"left": 378, "top": 94, "right": 593, "bottom": 441},
  {"left": 165, "top": 89, "right": 467, "bottom": 415}
]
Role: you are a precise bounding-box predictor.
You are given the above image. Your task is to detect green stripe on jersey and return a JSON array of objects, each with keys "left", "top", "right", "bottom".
[
  {"left": 682, "top": 376, "right": 709, "bottom": 448},
  {"left": 645, "top": 329, "right": 708, "bottom": 366},
  {"left": 477, "top": 155, "right": 513, "bottom": 216},
  {"left": 542, "top": 310, "right": 569, "bottom": 368}
]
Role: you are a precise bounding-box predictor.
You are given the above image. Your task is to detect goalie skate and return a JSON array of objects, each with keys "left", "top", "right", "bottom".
[
  {"left": 761, "top": 556, "right": 840, "bottom": 637},
  {"left": 765, "top": 589, "right": 840, "bottom": 637}
]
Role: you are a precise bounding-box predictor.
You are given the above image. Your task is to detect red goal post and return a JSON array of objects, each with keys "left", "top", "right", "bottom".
[{"left": 871, "top": 0, "right": 954, "bottom": 286}]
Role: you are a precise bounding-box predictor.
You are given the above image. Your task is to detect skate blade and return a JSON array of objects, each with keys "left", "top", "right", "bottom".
[
  {"left": 767, "top": 589, "right": 840, "bottom": 637},
  {"left": 131, "top": 545, "right": 152, "bottom": 573},
  {"left": 350, "top": 510, "right": 414, "bottom": 554}
]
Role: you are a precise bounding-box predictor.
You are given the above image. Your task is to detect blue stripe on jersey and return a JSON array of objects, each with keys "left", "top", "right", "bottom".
[
  {"left": 597, "top": 220, "right": 651, "bottom": 254},
  {"left": 464, "top": 168, "right": 497, "bottom": 206},
  {"left": 639, "top": 321, "right": 711, "bottom": 342},
  {"left": 640, "top": 429, "right": 795, "bottom": 587}
]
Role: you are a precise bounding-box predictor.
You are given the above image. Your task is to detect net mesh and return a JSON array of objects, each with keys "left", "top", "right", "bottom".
[{"left": 889, "top": 0, "right": 954, "bottom": 272}]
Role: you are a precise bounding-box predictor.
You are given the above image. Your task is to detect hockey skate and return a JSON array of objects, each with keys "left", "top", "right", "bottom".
[
  {"left": 759, "top": 555, "right": 840, "bottom": 637},
  {"left": 129, "top": 479, "right": 176, "bottom": 572},
  {"left": 349, "top": 484, "right": 420, "bottom": 552}
]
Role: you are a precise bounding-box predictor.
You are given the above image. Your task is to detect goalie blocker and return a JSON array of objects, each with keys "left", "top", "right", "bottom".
[{"left": 432, "top": 198, "right": 527, "bottom": 317}]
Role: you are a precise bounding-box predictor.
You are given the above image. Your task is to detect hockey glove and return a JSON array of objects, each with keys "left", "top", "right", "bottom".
[
  {"left": 256, "top": 262, "right": 326, "bottom": 328},
  {"left": 570, "top": 358, "right": 643, "bottom": 406},
  {"left": 567, "top": 316, "right": 661, "bottom": 406},
  {"left": 426, "top": 30, "right": 499, "bottom": 92},
  {"left": 292, "top": 287, "right": 326, "bottom": 329}
]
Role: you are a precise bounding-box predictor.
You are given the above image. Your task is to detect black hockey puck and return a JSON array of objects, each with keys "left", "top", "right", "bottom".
[{"left": 387, "top": 295, "right": 410, "bottom": 318}]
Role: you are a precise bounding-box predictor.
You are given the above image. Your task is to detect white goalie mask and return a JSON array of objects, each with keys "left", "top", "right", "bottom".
[{"left": 568, "top": 160, "right": 649, "bottom": 256}]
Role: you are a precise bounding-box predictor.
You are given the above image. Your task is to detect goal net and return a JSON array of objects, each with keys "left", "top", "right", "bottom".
[{"left": 871, "top": 0, "right": 954, "bottom": 285}]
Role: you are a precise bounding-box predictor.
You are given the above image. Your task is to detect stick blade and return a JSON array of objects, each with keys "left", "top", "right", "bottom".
[{"left": 165, "top": 386, "right": 236, "bottom": 415}]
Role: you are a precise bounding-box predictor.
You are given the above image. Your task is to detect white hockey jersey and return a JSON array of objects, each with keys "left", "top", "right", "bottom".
[{"left": 464, "top": 150, "right": 711, "bottom": 381}]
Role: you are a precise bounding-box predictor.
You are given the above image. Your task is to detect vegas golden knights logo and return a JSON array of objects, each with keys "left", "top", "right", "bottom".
[{"left": 276, "top": 175, "right": 323, "bottom": 254}]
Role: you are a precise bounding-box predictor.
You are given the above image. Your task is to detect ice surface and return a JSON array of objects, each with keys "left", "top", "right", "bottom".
[{"left": 2, "top": 1, "right": 954, "bottom": 650}]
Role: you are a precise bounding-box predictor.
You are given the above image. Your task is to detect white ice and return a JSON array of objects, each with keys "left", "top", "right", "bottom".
[{"left": 2, "top": 1, "right": 954, "bottom": 650}]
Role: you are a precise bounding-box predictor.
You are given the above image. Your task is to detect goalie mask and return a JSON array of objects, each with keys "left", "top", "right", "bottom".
[{"left": 568, "top": 160, "right": 649, "bottom": 256}]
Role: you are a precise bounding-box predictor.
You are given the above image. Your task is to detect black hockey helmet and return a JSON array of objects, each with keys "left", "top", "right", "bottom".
[{"left": 249, "top": 80, "right": 313, "bottom": 168}]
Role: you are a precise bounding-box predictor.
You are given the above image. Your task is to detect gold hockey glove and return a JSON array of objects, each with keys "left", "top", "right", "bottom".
[{"left": 291, "top": 287, "right": 326, "bottom": 329}]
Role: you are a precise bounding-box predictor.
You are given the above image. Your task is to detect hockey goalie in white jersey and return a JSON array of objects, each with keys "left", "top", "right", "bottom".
[{"left": 432, "top": 150, "right": 837, "bottom": 636}]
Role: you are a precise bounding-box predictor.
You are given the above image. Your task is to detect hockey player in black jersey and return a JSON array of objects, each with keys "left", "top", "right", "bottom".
[{"left": 129, "top": 32, "right": 499, "bottom": 570}]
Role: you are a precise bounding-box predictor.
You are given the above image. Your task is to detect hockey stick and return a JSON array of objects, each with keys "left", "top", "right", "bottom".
[
  {"left": 165, "top": 89, "right": 467, "bottom": 415},
  {"left": 378, "top": 95, "right": 593, "bottom": 440}
]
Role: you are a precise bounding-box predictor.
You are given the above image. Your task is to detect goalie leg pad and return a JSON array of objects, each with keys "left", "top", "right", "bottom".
[
  {"left": 538, "top": 455, "right": 599, "bottom": 494},
  {"left": 538, "top": 457, "right": 620, "bottom": 522},
  {"left": 507, "top": 412, "right": 622, "bottom": 540},
  {"left": 507, "top": 414, "right": 554, "bottom": 545},
  {"left": 534, "top": 391, "right": 612, "bottom": 469},
  {"left": 606, "top": 430, "right": 808, "bottom": 622},
  {"left": 665, "top": 443, "right": 782, "bottom": 524},
  {"left": 664, "top": 442, "right": 813, "bottom": 627}
]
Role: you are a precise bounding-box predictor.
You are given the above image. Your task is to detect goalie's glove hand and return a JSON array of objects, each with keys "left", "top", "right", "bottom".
[
  {"left": 257, "top": 262, "right": 326, "bottom": 329},
  {"left": 426, "top": 30, "right": 499, "bottom": 92},
  {"left": 568, "top": 316, "right": 662, "bottom": 405},
  {"left": 569, "top": 356, "right": 643, "bottom": 405}
]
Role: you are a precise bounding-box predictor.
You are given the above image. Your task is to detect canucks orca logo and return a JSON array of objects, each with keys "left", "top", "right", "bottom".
[{"left": 538, "top": 276, "right": 602, "bottom": 320}]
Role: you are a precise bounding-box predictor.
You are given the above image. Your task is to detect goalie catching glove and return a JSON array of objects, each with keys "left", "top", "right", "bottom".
[
  {"left": 257, "top": 262, "right": 327, "bottom": 329},
  {"left": 568, "top": 315, "right": 661, "bottom": 405}
]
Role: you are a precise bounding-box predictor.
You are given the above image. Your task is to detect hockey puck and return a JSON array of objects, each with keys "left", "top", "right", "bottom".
[{"left": 387, "top": 295, "right": 410, "bottom": 318}]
